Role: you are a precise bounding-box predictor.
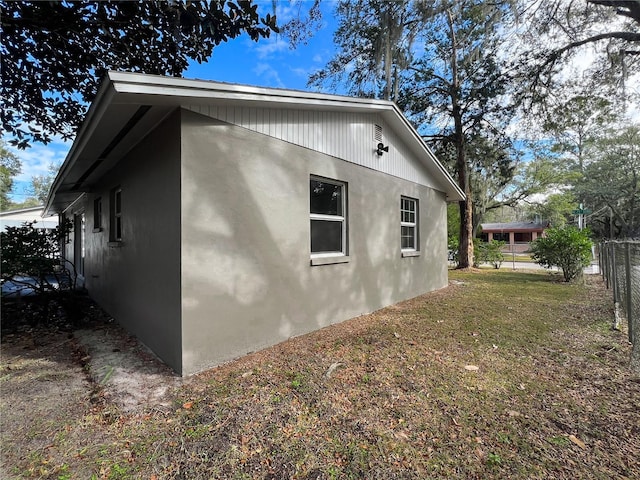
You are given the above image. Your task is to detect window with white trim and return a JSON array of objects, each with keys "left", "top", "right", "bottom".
[
  {"left": 310, "top": 177, "right": 347, "bottom": 256},
  {"left": 93, "top": 197, "right": 102, "bottom": 231},
  {"left": 401, "top": 196, "right": 418, "bottom": 251},
  {"left": 110, "top": 187, "right": 122, "bottom": 242}
]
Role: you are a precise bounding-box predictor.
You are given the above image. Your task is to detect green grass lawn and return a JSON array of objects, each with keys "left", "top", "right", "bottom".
[
  {"left": 503, "top": 253, "right": 533, "bottom": 262},
  {"left": 3, "top": 270, "right": 639, "bottom": 479}
]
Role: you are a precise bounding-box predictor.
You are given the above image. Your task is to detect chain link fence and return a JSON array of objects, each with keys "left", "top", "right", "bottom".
[{"left": 600, "top": 241, "right": 640, "bottom": 370}]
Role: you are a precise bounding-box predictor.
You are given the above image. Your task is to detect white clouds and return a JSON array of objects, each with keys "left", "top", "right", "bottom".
[
  {"left": 9, "top": 137, "right": 70, "bottom": 182},
  {"left": 251, "top": 35, "right": 290, "bottom": 59},
  {"left": 253, "top": 62, "right": 286, "bottom": 88},
  {"left": 6, "top": 136, "right": 70, "bottom": 202}
]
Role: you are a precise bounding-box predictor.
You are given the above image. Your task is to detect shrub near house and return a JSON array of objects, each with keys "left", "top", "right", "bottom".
[{"left": 1, "top": 220, "right": 78, "bottom": 323}]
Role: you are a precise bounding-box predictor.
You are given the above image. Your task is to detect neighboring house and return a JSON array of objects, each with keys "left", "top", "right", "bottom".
[
  {"left": 479, "top": 221, "right": 549, "bottom": 253},
  {"left": 0, "top": 206, "right": 58, "bottom": 231},
  {"left": 45, "top": 71, "right": 465, "bottom": 376}
]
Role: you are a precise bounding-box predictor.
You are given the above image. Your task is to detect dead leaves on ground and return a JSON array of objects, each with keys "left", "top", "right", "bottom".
[{"left": 5, "top": 272, "right": 639, "bottom": 479}]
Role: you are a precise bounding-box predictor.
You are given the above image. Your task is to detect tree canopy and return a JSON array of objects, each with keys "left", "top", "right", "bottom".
[
  {"left": 0, "top": 142, "right": 21, "bottom": 210},
  {"left": 515, "top": 0, "right": 640, "bottom": 110},
  {"left": 0, "top": 0, "right": 278, "bottom": 149},
  {"left": 576, "top": 125, "right": 640, "bottom": 237},
  {"left": 311, "top": 1, "right": 521, "bottom": 268}
]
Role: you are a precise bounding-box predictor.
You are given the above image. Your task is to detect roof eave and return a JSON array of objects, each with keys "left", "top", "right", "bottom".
[
  {"left": 108, "top": 72, "right": 465, "bottom": 202},
  {"left": 44, "top": 78, "right": 117, "bottom": 216},
  {"left": 46, "top": 71, "right": 465, "bottom": 211},
  {"left": 385, "top": 105, "right": 465, "bottom": 202}
]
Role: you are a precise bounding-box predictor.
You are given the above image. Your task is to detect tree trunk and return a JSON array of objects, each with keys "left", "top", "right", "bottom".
[
  {"left": 384, "top": 7, "right": 392, "bottom": 101},
  {"left": 454, "top": 122, "right": 473, "bottom": 268},
  {"left": 447, "top": 8, "right": 474, "bottom": 268},
  {"left": 457, "top": 175, "right": 474, "bottom": 268}
]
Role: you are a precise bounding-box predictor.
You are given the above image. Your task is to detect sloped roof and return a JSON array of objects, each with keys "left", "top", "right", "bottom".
[
  {"left": 0, "top": 206, "right": 58, "bottom": 229},
  {"left": 481, "top": 222, "right": 549, "bottom": 232},
  {"left": 45, "top": 71, "right": 464, "bottom": 214}
]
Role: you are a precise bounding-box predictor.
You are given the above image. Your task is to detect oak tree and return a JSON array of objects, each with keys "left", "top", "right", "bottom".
[{"left": 1, "top": 0, "right": 278, "bottom": 149}]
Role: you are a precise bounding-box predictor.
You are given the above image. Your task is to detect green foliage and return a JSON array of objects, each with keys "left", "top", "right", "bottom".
[
  {"left": 1, "top": 219, "right": 74, "bottom": 296},
  {"left": 1, "top": 1, "right": 279, "bottom": 148},
  {"left": 530, "top": 226, "right": 592, "bottom": 282},
  {"left": 486, "top": 452, "right": 503, "bottom": 467},
  {"left": 448, "top": 234, "right": 460, "bottom": 266},
  {"left": 29, "top": 161, "right": 61, "bottom": 204},
  {"left": 544, "top": 94, "right": 615, "bottom": 167},
  {"left": 0, "top": 141, "right": 21, "bottom": 210},
  {"left": 514, "top": 3, "right": 640, "bottom": 114},
  {"left": 476, "top": 240, "right": 506, "bottom": 269},
  {"left": 526, "top": 192, "right": 576, "bottom": 228},
  {"left": 574, "top": 124, "right": 640, "bottom": 238},
  {"left": 447, "top": 203, "right": 461, "bottom": 246}
]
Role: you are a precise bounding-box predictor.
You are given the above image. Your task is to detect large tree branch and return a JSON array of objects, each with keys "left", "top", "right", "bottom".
[
  {"left": 587, "top": 0, "right": 640, "bottom": 24},
  {"left": 552, "top": 31, "right": 640, "bottom": 61}
]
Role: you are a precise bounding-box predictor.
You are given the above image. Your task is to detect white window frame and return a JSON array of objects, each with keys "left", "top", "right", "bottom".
[
  {"left": 110, "top": 187, "right": 122, "bottom": 243},
  {"left": 401, "top": 196, "right": 419, "bottom": 255},
  {"left": 93, "top": 196, "right": 102, "bottom": 232},
  {"left": 310, "top": 176, "right": 348, "bottom": 262}
]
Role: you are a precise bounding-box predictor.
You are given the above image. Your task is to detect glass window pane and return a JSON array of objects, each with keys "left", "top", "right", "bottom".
[
  {"left": 402, "top": 211, "right": 415, "bottom": 224},
  {"left": 401, "top": 226, "right": 415, "bottom": 249},
  {"left": 310, "top": 180, "right": 342, "bottom": 216},
  {"left": 311, "top": 219, "right": 343, "bottom": 253}
]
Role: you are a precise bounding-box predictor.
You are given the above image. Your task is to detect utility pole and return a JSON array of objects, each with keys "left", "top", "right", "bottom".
[
  {"left": 572, "top": 203, "right": 591, "bottom": 230},
  {"left": 578, "top": 203, "right": 584, "bottom": 230}
]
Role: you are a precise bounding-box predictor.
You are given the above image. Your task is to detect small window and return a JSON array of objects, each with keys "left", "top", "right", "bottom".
[
  {"left": 401, "top": 197, "right": 418, "bottom": 251},
  {"left": 110, "top": 187, "right": 122, "bottom": 242},
  {"left": 310, "top": 177, "right": 347, "bottom": 256},
  {"left": 93, "top": 197, "right": 102, "bottom": 231}
]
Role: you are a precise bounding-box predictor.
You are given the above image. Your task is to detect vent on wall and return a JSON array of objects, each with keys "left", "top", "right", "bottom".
[{"left": 374, "top": 124, "right": 383, "bottom": 142}]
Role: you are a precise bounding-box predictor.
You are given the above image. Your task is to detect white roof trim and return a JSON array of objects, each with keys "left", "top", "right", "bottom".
[
  {"left": 109, "top": 71, "right": 394, "bottom": 110},
  {"left": 46, "top": 72, "right": 464, "bottom": 215}
]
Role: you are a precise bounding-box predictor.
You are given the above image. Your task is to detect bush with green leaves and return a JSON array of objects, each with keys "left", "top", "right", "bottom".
[
  {"left": 530, "top": 226, "right": 592, "bottom": 282},
  {"left": 476, "top": 240, "right": 506, "bottom": 269},
  {"left": 1, "top": 219, "right": 79, "bottom": 325},
  {"left": 1, "top": 220, "right": 73, "bottom": 290},
  {"left": 448, "top": 236, "right": 459, "bottom": 265}
]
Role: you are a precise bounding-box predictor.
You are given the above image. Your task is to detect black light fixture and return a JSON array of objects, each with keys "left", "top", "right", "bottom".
[{"left": 376, "top": 142, "right": 389, "bottom": 156}]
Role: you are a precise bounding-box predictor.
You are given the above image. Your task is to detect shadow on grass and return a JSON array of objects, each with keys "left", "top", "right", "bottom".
[{"left": 452, "top": 269, "right": 564, "bottom": 285}]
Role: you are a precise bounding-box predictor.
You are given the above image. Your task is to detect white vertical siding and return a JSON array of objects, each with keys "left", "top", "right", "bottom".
[{"left": 185, "top": 105, "right": 437, "bottom": 189}]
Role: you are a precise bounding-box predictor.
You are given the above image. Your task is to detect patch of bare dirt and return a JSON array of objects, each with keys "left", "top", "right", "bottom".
[
  {"left": 1, "top": 307, "right": 178, "bottom": 477},
  {"left": 74, "top": 325, "right": 179, "bottom": 413}
]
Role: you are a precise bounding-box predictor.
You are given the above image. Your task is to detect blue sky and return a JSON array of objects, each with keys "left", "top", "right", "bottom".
[
  {"left": 8, "top": 2, "right": 637, "bottom": 205},
  {"left": 8, "top": 1, "right": 339, "bottom": 203}
]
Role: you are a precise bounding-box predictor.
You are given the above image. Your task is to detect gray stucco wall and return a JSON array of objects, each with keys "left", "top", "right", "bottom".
[
  {"left": 180, "top": 109, "right": 448, "bottom": 375},
  {"left": 74, "top": 111, "right": 183, "bottom": 372}
]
